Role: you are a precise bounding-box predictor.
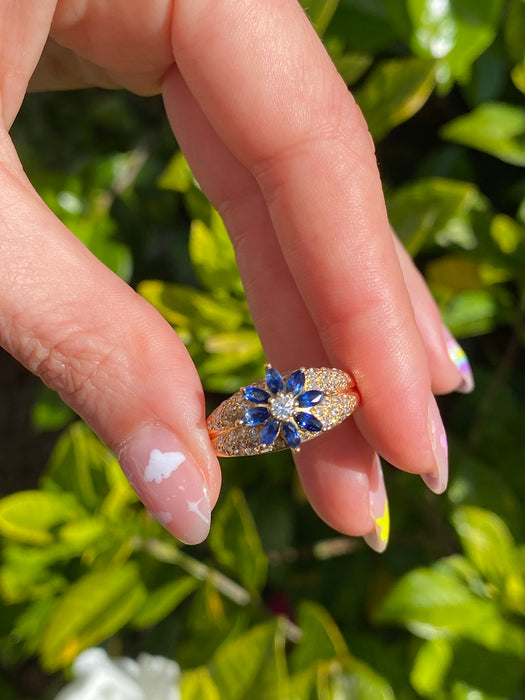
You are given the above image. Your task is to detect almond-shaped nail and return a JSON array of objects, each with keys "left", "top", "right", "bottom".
[
  {"left": 363, "top": 455, "right": 390, "bottom": 553},
  {"left": 443, "top": 327, "right": 474, "bottom": 394},
  {"left": 118, "top": 423, "right": 211, "bottom": 545},
  {"left": 422, "top": 395, "right": 449, "bottom": 494}
]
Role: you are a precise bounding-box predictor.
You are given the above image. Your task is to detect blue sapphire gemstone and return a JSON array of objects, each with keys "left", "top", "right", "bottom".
[
  {"left": 296, "top": 390, "right": 324, "bottom": 408},
  {"left": 243, "top": 406, "right": 270, "bottom": 426},
  {"left": 295, "top": 412, "right": 323, "bottom": 432},
  {"left": 285, "top": 370, "right": 305, "bottom": 395},
  {"left": 265, "top": 367, "right": 283, "bottom": 394},
  {"left": 243, "top": 386, "right": 270, "bottom": 404},
  {"left": 260, "top": 418, "right": 280, "bottom": 445},
  {"left": 283, "top": 422, "right": 301, "bottom": 449}
]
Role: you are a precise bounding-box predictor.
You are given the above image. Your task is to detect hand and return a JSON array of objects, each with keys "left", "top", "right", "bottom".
[{"left": 0, "top": 0, "right": 470, "bottom": 548}]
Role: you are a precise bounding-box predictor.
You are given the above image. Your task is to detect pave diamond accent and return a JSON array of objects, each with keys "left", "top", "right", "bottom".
[{"left": 208, "top": 367, "right": 359, "bottom": 457}]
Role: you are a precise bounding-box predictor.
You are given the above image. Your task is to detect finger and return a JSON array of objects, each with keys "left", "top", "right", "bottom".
[
  {"left": 168, "top": 0, "right": 448, "bottom": 487},
  {"left": 163, "top": 69, "right": 384, "bottom": 537},
  {"left": 394, "top": 236, "right": 474, "bottom": 395},
  {"left": 0, "top": 132, "right": 220, "bottom": 544}
]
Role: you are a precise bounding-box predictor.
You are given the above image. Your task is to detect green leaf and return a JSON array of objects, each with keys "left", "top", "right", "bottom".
[
  {"left": 138, "top": 280, "right": 244, "bottom": 334},
  {"left": 290, "top": 601, "right": 347, "bottom": 673},
  {"left": 44, "top": 422, "right": 116, "bottom": 509},
  {"left": 441, "top": 102, "right": 525, "bottom": 166},
  {"left": 189, "top": 213, "right": 244, "bottom": 297},
  {"left": 410, "top": 638, "right": 453, "bottom": 697},
  {"left": 438, "top": 289, "right": 499, "bottom": 336},
  {"left": 355, "top": 57, "right": 435, "bottom": 141},
  {"left": 335, "top": 656, "right": 395, "bottom": 700},
  {"left": 451, "top": 507, "right": 517, "bottom": 587},
  {"left": 208, "top": 489, "right": 267, "bottom": 595},
  {"left": 504, "top": 0, "right": 525, "bottom": 65},
  {"left": 0, "top": 543, "right": 68, "bottom": 603},
  {"left": 31, "top": 386, "right": 74, "bottom": 432},
  {"left": 387, "top": 178, "right": 483, "bottom": 255},
  {"left": 0, "top": 491, "right": 80, "bottom": 545},
  {"left": 210, "top": 619, "right": 287, "bottom": 700},
  {"left": 158, "top": 150, "right": 195, "bottom": 193},
  {"left": 300, "top": 0, "right": 340, "bottom": 36},
  {"left": 40, "top": 563, "right": 146, "bottom": 671},
  {"left": 408, "top": 0, "right": 504, "bottom": 84},
  {"left": 181, "top": 667, "right": 221, "bottom": 700},
  {"left": 131, "top": 576, "right": 199, "bottom": 629}
]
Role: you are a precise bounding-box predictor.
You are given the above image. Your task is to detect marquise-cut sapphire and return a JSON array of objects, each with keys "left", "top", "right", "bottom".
[
  {"left": 243, "top": 386, "right": 270, "bottom": 404},
  {"left": 265, "top": 367, "right": 283, "bottom": 394},
  {"left": 285, "top": 370, "right": 305, "bottom": 395},
  {"left": 283, "top": 422, "right": 301, "bottom": 448},
  {"left": 296, "top": 390, "right": 323, "bottom": 408},
  {"left": 260, "top": 418, "right": 280, "bottom": 445},
  {"left": 243, "top": 406, "right": 270, "bottom": 426},
  {"left": 295, "top": 413, "right": 323, "bottom": 432}
]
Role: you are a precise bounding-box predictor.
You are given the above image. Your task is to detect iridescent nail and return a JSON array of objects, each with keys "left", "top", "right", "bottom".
[{"left": 444, "top": 327, "right": 474, "bottom": 394}]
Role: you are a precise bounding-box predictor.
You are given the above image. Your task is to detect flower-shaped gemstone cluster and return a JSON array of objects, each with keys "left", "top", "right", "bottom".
[{"left": 241, "top": 366, "right": 324, "bottom": 450}]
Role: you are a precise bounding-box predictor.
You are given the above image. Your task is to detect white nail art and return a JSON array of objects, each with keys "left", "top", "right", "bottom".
[
  {"left": 144, "top": 449, "right": 186, "bottom": 484},
  {"left": 187, "top": 497, "right": 211, "bottom": 525},
  {"left": 154, "top": 511, "right": 173, "bottom": 525}
]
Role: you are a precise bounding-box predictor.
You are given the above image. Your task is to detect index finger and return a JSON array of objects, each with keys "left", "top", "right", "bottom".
[{"left": 170, "top": 0, "right": 448, "bottom": 482}]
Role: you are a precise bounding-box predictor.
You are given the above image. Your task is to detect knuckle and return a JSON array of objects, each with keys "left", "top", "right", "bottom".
[{"left": 30, "top": 327, "right": 125, "bottom": 412}]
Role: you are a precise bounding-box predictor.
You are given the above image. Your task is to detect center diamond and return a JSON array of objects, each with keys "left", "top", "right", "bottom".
[{"left": 269, "top": 394, "right": 297, "bottom": 421}]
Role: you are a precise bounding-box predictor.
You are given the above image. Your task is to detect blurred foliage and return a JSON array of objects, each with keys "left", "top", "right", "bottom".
[{"left": 1, "top": 0, "right": 524, "bottom": 698}]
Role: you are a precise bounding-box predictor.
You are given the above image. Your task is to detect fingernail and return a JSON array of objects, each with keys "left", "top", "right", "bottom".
[
  {"left": 363, "top": 455, "right": 390, "bottom": 553},
  {"left": 443, "top": 327, "right": 474, "bottom": 394},
  {"left": 118, "top": 423, "right": 211, "bottom": 545},
  {"left": 422, "top": 395, "right": 448, "bottom": 494}
]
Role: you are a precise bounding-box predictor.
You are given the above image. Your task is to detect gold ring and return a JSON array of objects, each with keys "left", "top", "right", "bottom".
[{"left": 207, "top": 365, "right": 360, "bottom": 457}]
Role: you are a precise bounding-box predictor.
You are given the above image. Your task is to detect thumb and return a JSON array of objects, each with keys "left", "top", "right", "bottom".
[{"left": 0, "top": 137, "right": 220, "bottom": 544}]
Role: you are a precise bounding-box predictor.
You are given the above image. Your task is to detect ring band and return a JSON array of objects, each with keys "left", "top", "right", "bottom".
[{"left": 207, "top": 365, "right": 360, "bottom": 457}]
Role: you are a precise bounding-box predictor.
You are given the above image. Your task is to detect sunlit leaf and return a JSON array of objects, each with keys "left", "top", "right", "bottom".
[
  {"left": 138, "top": 280, "right": 244, "bottom": 333},
  {"left": 208, "top": 489, "right": 267, "bottom": 595},
  {"left": 131, "top": 576, "right": 199, "bottom": 629},
  {"left": 436, "top": 289, "right": 499, "bottom": 336},
  {"left": 31, "top": 386, "right": 74, "bottom": 433},
  {"left": 512, "top": 58, "right": 525, "bottom": 94},
  {"left": 210, "top": 620, "right": 287, "bottom": 700},
  {"left": 0, "top": 491, "right": 81, "bottom": 545},
  {"left": 40, "top": 563, "right": 146, "bottom": 671},
  {"left": 387, "top": 178, "right": 483, "bottom": 255},
  {"left": 43, "top": 423, "right": 117, "bottom": 510},
  {"left": 300, "top": 0, "right": 340, "bottom": 36},
  {"left": 290, "top": 601, "right": 347, "bottom": 672},
  {"left": 355, "top": 56, "right": 436, "bottom": 140},
  {"left": 158, "top": 151, "right": 195, "bottom": 193},
  {"left": 181, "top": 667, "right": 221, "bottom": 700},
  {"left": 410, "top": 638, "right": 453, "bottom": 697},
  {"left": 490, "top": 214, "right": 525, "bottom": 255},
  {"left": 441, "top": 102, "right": 525, "bottom": 166},
  {"left": 426, "top": 256, "right": 484, "bottom": 291},
  {"left": 189, "top": 213, "right": 244, "bottom": 297},
  {"left": 451, "top": 507, "right": 517, "bottom": 587},
  {"left": 504, "top": 0, "right": 525, "bottom": 65},
  {"left": 408, "top": 0, "right": 504, "bottom": 84},
  {"left": 0, "top": 543, "right": 69, "bottom": 603}
]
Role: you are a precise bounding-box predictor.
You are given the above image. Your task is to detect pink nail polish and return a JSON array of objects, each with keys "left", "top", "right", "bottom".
[
  {"left": 422, "top": 395, "right": 449, "bottom": 494},
  {"left": 118, "top": 423, "right": 211, "bottom": 545},
  {"left": 443, "top": 327, "right": 474, "bottom": 394},
  {"left": 363, "top": 455, "right": 390, "bottom": 553}
]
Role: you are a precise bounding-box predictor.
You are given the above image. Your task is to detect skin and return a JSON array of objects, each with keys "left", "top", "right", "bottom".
[{"left": 0, "top": 0, "right": 461, "bottom": 539}]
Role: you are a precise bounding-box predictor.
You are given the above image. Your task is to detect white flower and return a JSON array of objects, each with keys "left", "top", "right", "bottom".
[{"left": 54, "top": 647, "right": 181, "bottom": 700}]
